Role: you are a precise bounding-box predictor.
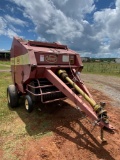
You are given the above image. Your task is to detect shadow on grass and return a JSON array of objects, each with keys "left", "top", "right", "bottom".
[{"left": 9, "top": 97, "right": 115, "bottom": 160}]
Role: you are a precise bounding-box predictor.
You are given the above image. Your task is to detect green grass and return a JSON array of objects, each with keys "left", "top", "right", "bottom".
[
  {"left": 0, "top": 60, "right": 10, "bottom": 65},
  {"left": 0, "top": 60, "right": 10, "bottom": 70},
  {"left": 82, "top": 62, "right": 120, "bottom": 76},
  {"left": 0, "top": 72, "right": 13, "bottom": 121},
  {"left": 0, "top": 65, "right": 10, "bottom": 70}
]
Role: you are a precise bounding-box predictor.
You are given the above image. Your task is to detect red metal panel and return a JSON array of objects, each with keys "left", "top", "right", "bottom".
[
  {"left": 35, "top": 53, "right": 76, "bottom": 65},
  {"left": 11, "top": 37, "right": 28, "bottom": 58},
  {"left": 28, "top": 40, "right": 68, "bottom": 49}
]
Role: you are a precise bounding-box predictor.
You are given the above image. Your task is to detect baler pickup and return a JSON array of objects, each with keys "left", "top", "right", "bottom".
[{"left": 7, "top": 37, "right": 115, "bottom": 142}]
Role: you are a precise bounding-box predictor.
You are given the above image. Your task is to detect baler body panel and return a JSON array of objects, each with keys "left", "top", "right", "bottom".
[
  {"left": 10, "top": 37, "right": 83, "bottom": 93},
  {"left": 35, "top": 52, "right": 75, "bottom": 65}
]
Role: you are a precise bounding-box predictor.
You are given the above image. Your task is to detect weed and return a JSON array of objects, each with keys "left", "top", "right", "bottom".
[{"left": 83, "top": 62, "right": 120, "bottom": 76}]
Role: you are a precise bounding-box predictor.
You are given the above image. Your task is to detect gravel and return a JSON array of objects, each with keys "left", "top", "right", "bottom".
[{"left": 81, "top": 73, "right": 120, "bottom": 107}]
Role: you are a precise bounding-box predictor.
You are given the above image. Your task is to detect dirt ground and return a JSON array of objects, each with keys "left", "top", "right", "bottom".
[
  {"left": 23, "top": 100, "right": 120, "bottom": 160},
  {"left": 0, "top": 73, "right": 120, "bottom": 160}
]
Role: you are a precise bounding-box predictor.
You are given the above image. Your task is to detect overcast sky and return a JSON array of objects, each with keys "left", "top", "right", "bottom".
[{"left": 0, "top": 0, "right": 120, "bottom": 58}]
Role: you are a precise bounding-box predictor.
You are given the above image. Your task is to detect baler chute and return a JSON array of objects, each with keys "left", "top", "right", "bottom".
[{"left": 7, "top": 37, "right": 115, "bottom": 141}]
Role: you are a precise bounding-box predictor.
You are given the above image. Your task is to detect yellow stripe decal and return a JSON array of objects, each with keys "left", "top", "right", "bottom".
[{"left": 11, "top": 53, "right": 30, "bottom": 65}]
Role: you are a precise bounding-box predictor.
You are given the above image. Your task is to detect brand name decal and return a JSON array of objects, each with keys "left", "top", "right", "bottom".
[{"left": 45, "top": 55, "right": 57, "bottom": 63}]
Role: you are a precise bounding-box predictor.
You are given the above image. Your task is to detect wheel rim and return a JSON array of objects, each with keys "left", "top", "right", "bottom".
[
  {"left": 7, "top": 92, "right": 10, "bottom": 104},
  {"left": 25, "top": 99, "right": 29, "bottom": 110}
]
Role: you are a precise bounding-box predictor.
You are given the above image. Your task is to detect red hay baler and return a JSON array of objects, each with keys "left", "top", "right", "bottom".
[{"left": 7, "top": 37, "right": 115, "bottom": 141}]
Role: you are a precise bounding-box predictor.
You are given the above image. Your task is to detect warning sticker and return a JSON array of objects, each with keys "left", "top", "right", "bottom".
[
  {"left": 40, "top": 55, "right": 44, "bottom": 62},
  {"left": 62, "top": 55, "right": 69, "bottom": 62}
]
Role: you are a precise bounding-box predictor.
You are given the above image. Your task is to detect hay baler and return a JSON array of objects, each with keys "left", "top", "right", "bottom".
[{"left": 7, "top": 37, "right": 115, "bottom": 140}]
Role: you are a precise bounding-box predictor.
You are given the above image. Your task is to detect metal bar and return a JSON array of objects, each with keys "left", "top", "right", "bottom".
[
  {"left": 36, "top": 79, "right": 43, "bottom": 103},
  {"left": 42, "top": 97, "right": 66, "bottom": 104},
  {"left": 26, "top": 89, "right": 63, "bottom": 96},
  {"left": 27, "top": 84, "right": 54, "bottom": 89},
  {"left": 27, "top": 82, "right": 70, "bottom": 89},
  {"left": 101, "top": 128, "right": 104, "bottom": 140}
]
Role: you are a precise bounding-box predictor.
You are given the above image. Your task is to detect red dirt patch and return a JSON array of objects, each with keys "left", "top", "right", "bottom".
[
  {"left": 0, "top": 149, "right": 3, "bottom": 160},
  {"left": 1, "top": 88, "right": 120, "bottom": 160},
  {"left": 22, "top": 89, "right": 120, "bottom": 160}
]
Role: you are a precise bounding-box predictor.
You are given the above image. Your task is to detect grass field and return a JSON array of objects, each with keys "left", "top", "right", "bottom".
[
  {"left": 0, "top": 60, "right": 10, "bottom": 65},
  {"left": 0, "top": 63, "right": 11, "bottom": 122},
  {"left": 0, "top": 72, "right": 12, "bottom": 122},
  {"left": 82, "top": 62, "right": 120, "bottom": 76},
  {"left": 0, "top": 65, "right": 10, "bottom": 70},
  {"left": 0, "top": 61, "right": 10, "bottom": 70}
]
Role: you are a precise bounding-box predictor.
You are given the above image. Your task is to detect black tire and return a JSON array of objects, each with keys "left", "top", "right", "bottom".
[
  {"left": 25, "top": 95, "right": 33, "bottom": 113},
  {"left": 7, "top": 85, "right": 19, "bottom": 108}
]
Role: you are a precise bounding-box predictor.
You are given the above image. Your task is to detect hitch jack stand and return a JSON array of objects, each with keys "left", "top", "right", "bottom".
[{"left": 98, "top": 128, "right": 107, "bottom": 143}]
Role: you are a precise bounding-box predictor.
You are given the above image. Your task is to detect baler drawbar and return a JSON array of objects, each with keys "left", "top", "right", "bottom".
[{"left": 7, "top": 37, "right": 115, "bottom": 142}]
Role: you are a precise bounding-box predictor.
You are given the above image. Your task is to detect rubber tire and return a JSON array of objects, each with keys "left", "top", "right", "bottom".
[
  {"left": 7, "top": 85, "right": 19, "bottom": 108},
  {"left": 25, "top": 95, "right": 33, "bottom": 113}
]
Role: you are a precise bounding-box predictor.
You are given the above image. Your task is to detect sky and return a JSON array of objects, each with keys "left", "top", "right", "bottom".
[{"left": 0, "top": 0, "right": 120, "bottom": 58}]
